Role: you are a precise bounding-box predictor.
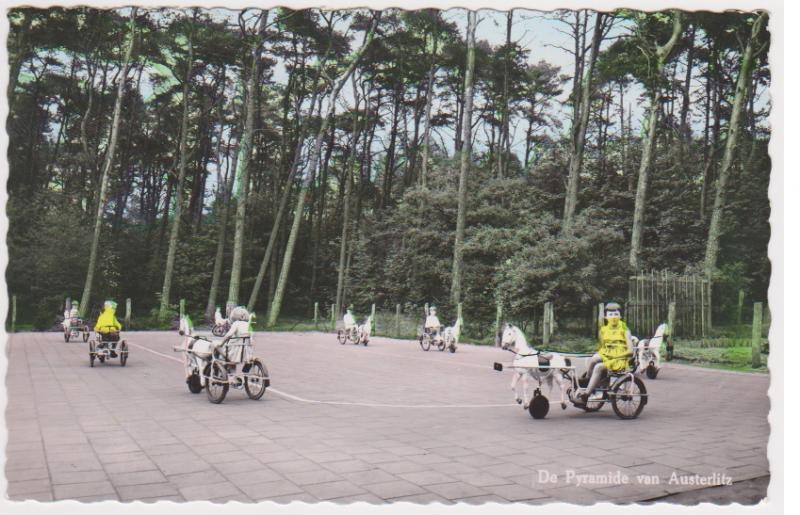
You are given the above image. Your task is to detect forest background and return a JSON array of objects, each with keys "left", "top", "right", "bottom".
[{"left": 4, "top": 6, "right": 771, "bottom": 352}]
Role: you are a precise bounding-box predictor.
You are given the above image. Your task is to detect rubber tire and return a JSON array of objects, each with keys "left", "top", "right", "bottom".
[
  {"left": 449, "top": 345, "right": 456, "bottom": 353},
  {"left": 119, "top": 341, "right": 128, "bottom": 367},
  {"left": 89, "top": 341, "right": 96, "bottom": 367},
  {"left": 529, "top": 395, "right": 550, "bottom": 419},
  {"left": 243, "top": 360, "right": 268, "bottom": 400},
  {"left": 581, "top": 391, "right": 606, "bottom": 412},
  {"left": 338, "top": 330, "right": 347, "bottom": 345},
  {"left": 206, "top": 362, "right": 229, "bottom": 404},
  {"left": 212, "top": 324, "right": 226, "bottom": 337},
  {"left": 187, "top": 372, "right": 203, "bottom": 394},
  {"left": 611, "top": 376, "right": 648, "bottom": 420},
  {"left": 646, "top": 364, "right": 658, "bottom": 379},
  {"left": 420, "top": 335, "right": 431, "bottom": 352},
  {"left": 64, "top": 331, "right": 70, "bottom": 343},
  {"left": 438, "top": 341, "right": 445, "bottom": 351}
]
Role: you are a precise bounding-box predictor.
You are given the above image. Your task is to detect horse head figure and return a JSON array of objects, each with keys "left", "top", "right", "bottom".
[{"left": 499, "top": 323, "right": 533, "bottom": 355}]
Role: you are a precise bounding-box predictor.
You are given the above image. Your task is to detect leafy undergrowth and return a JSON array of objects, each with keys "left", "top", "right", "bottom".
[{"left": 672, "top": 346, "right": 769, "bottom": 373}]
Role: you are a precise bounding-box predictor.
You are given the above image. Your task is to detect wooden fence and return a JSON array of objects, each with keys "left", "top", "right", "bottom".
[{"left": 627, "top": 271, "right": 711, "bottom": 338}]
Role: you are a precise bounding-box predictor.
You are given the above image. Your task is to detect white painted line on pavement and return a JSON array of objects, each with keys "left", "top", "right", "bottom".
[{"left": 127, "top": 340, "right": 517, "bottom": 409}]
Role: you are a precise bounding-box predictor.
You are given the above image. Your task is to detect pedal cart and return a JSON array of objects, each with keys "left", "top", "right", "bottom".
[
  {"left": 88, "top": 326, "right": 129, "bottom": 367},
  {"left": 64, "top": 317, "right": 90, "bottom": 343},
  {"left": 174, "top": 312, "right": 270, "bottom": 404}
]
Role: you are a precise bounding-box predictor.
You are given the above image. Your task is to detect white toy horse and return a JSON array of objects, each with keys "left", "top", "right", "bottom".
[
  {"left": 443, "top": 317, "right": 461, "bottom": 353},
  {"left": 178, "top": 316, "right": 214, "bottom": 385},
  {"left": 357, "top": 315, "right": 372, "bottom": 345},
  {"left": 499, "top": 323, "right": 570, "bottom": 410},
  {"left": 636, "top": 323, "right": 667, "bottom": 379}
]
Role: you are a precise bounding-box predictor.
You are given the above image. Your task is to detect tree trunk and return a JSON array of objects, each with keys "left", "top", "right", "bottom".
[
  {"left": 159, "top": 25, "right": 194, "bottom": 321},
  {"left": 419, "top": 35, "right": 439, "bottom": 188},
  {"left": 704, "top": 12, "right": 767, "bottom": 277},
  {"left": 79, "top": 8, "right": 137, "bottom": 317},
  {"left": 246, "top": 108, "right": 313, "bottom": 312},
  {"left": 227, "top": 11, "right": 268, "bottom": 306},
  {"left": 562, "top": 13, "right": 604, "bottom": 233},
  {"left": 450, "top": 11, "right": 476, "bottom": 305},
  {"left": 498, "top": 10, "right": 513, "bottom": 178},
  {"left": 335, "top": 86, "right": 363, "bottom": 316},
  {"left": 629, "top": 12, "right": 683, "bottom": 270},
  {"left": 268, "top": 14, "right": 380, "bottom": 326}
]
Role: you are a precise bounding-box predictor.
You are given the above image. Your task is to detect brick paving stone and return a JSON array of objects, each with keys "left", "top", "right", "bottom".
[
  {"left": 388, "top": 492, "right": 454, "bottom": 504},
  {"left": 223, "top": 467, "right": 284, "bottom": 486},
  {"left": 484, "top": 483, "right": 551, "bottom": 502},
  {"left": 268, "top": 459, "right": 320, "bottom": 474},
  {"left": 364, "top": 479, "right": 427, "bottom": 499},
  {"left": 118, "top": 483, "right": 182, "bottom": 501},
  {"left": 285, "top": 469, "right": 343, "bottom": 486},
  {"left": 239, "top": 479, "right": 305, "bottom": 500},
  {"left": 7, "top": 479, "right": 52, "bottom": 497},
  {"left": 322, "top": 459, "right": 373, "bottom": 473},
  {"left": 6, "top": 467, "right": 50, "bottom": 481},
  {"left": 339, "top": 468, "right": 398, "bottom": 485},
  {"left": 109, "top": 470, "right": 169, "bottom": 487},
  {"left": 397, "top": 470, "right": 454, "bottom": 486},
  {"left": 304, "top": 480, "right": 367, "bottom": 500},
  {"left": 52, "top": 480, "right": 116, "bottom": 500},
  {"left": 50, "top": 469, "right": 109, "bottom": 485},
  {"left": 376, "top": 460, "right": 429, "bottom": 474},
  {"left": 179, "top": 481, "right": 243, "bottom": 501},
  {"left": 424, "top": 481, "right": 489, "bottom": 500},
  {"left": 453, "top": 471, "right": 513, "bottom": 487}
]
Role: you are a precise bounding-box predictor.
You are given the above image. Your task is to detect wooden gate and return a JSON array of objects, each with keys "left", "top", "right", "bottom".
[{"left": 627, "top": 271, "right": 711, "bottom": 338}]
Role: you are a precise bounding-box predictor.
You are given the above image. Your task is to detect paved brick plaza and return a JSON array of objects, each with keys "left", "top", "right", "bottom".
[{"left": 5, "top": 331, "right": 770, "bottom": 504}]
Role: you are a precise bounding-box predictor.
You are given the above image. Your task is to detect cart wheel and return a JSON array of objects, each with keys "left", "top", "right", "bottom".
[
  {"left": 420, "top": 335, "right": 431, "bottom": 352},
  {"left": 529, "top": 394, "right": 550, "bottom": 420},
  {"left": 119, "top": 341, "right": 128, "bottom": 367},
  {"left": 83, "top": 330, "right": 89, "bottom": 343},
  {"left": 243, "top": 359, "right": 269, "bottom": 400},
  {"left": 438, "top": 341, "right": 445, "bottom": 351},
  {"left": 89, "top": 341, "right": 96, "bottom": 367},
  {"left": 187, "top": 372, "right": 203, "bottom": 394},
  {"left": 580, "top": 390, "right": 606, "bottom": 412},
  {"left": 611, "top": 376, "right": 647, "bottom": 420},
  {"left": 206, "top": 362, "right": 229, "bottom": 404},
  {"left": 646, "top": 364, "right": 658, "bottom": 380},
  {"left": 337, "top": 330, "right": 347, "bottom": 345}
]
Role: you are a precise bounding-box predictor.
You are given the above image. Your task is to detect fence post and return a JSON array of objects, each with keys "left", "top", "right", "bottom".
[
  {"left": 737, "top": 290, "right": 745, "bottom": 327},
  {"left": 667, "top": 302, "right": 675, "bottom": 361},
  {"left": 751, "top": 302, "right": 763, "bottom": 368},
  {"left": 125, "top": 298, "right": 132, "bottom": 327},
  {"left": 597, "top": 303, "right": 605, "bottom": 338},
  {"left": 330, "top": 304, "right": 335, "bottom": 331},
  {"left": 314, "top": 302, "right": 319, "bottom": 327},
  {"left": 11, "top": 295, "right": 17, "bottom": 333},
  {"left": 371, "top": 303, "right": 376, "bottom": 333},
  {"left": 495, "top": 302, "right": 503, "bottom": 346},
  {"left": 543, "top": 302, "right": 551, "bottom": 346},
  {"left": 395, "top": 304, "right": 401, "bottom": 337}
]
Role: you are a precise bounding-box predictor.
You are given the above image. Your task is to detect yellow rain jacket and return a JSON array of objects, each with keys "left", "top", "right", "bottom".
[
  {"left": 598, "top": 321, "right": 631, "bottom": 372},
  {"left": 95, "top": 308, "right": 122, "bottom": 333}
]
